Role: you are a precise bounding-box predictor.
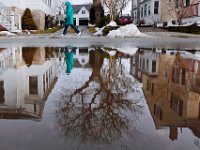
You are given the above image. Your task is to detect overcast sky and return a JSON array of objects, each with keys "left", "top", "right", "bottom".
[{"left": 63, "top": 0, "right": 131, "bottom": 14}]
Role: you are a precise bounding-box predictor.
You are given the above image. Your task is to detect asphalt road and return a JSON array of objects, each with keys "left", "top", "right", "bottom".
[{"left": 0, "top": 32, "right": 200, "bottom": 49}]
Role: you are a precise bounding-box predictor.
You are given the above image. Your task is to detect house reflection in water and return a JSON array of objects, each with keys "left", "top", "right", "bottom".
[
  {"left": 130, "top": 48, "right": 200, "bottom": 141},
  {"left": 0, "top": 47, "right": 57, "bottom": 120}
]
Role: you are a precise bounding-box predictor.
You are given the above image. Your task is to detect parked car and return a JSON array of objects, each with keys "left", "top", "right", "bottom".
[{"left": 119, "top": 15, "right": 133, "bottom": 25}]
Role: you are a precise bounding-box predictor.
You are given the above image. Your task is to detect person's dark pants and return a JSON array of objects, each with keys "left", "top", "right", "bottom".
[{"left": 63, "top": 24, "right": 80, "bottom": 35}]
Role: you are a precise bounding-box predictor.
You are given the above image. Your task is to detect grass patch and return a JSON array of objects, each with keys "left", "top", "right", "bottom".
[
  {"left": 88, "top": 26, "right": 96, "bottom": 33},
  {"left": 30, "top": 26, "right": 62, "bottom": 34}
]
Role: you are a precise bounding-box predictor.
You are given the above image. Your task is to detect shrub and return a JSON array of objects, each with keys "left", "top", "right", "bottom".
[
  {"left": 98, "top": 16, "right": 110, "bottom": 28},
  {"left": 102, "top": 26, "right": 119, "bottom": 35},
  {"left": 102, "top": 26, "right": 110, "bottom": 35},
  {"left": 115, "top": 16, "right": 121, "bottom": 25},
  {"left": 172, "top": 20, "right": 176, "bottom": 25},
  {"left": 163, "top": 22, "right": 168, "bottom": 27},
  {"left": 168, "top": 23, "right": 200, "bottom": 34},
  {"left": 22, "top": 8, "right": 38, "bottom": 30}
]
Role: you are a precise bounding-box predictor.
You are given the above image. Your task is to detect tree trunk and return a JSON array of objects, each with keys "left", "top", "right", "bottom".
[{"left": 93, "top": 0, "right": 102, "bottom": 25}]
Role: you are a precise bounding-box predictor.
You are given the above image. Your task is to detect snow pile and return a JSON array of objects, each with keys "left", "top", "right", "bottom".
[
  {"left": 94, "top": 21, "right": 118, "bottom": 36},
  {"left": 94, "top": 26, "right": 105, "bottom": 36},
  {"left": 107, "top": 21, "right": 118, "bottom": 27},
  {"left": 117, "top": 47, "right": 138, "bottom": 56},
  {"left": 0, "top": 31, "right": 15, "bottom": 36},
  {"left": 107, "top": 24, "right": 145, "bottom": 38}
]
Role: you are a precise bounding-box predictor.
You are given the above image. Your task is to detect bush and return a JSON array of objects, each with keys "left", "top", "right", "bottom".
[
  {"left": 163, "top": 22, "right": 168, "bottom": 27},
  {"left": 22, "top": 8, "right": 38, "bottom": 30},
  {"left": 115, "top": 16, "right": 121, "bottom": 25},
  {"left": 102, "top": 26, "right": 119, "bottom": 35},
  {"left": 172, "top": 20, "right": 176, "bottom": 25},
  {"left": 102, "top": 26, "right": 110, "bottom": 35},
  {"left": 168, "top": 23, "right": 200, "bottom": 34},
  {"left": 98, "top": 16, "right": 110, "bottom": 28}
]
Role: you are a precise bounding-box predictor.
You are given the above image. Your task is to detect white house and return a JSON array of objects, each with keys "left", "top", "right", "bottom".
[
  {"left": 0, "top": 0, "right": 56, "bottom": 31},
  {"left": 72, "top": 4, "right": 90, "bottom": 26},
  {"left": 0, "top": 47, "right": 58, "bottom": 119}
]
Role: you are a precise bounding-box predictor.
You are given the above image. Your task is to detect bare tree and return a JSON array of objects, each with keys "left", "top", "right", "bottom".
[
  {"left": 162, "top": 0, "right": 197, "bottom": 25},
  {"left": 56, "top": 48, "right": 144, "bottom": 145},
  {"left": 103, "top": 0, "right": 131, "bottom": 21}
]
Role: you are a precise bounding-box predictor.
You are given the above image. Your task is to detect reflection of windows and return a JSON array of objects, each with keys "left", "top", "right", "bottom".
[
  {"left": 152, "top": 60, "right": 157, "bottom": 72},
  {"left": 0, "top": 81, "right": 5, "bottom": 103},
  {"left": 82, "top": 59, "right": 85, "bottom": 63},
  {"left": 154, "top": 104, "right": 162, "bottom": 120},
  {"left": 163, "top": 71, "right": 168, "bottom": 79},
  {"left": 181, "top": 68, "right": 185, "bottom": 85},
  {"left": 170, "top": 93, "right": 183, "bottom": 116},
  {"left": 29, "top": 76, "right": 38, "bottom": 94},
  {"left": 142, "top": 58, "right": 145, "bottom": 70},
  {"left": 146, "top": 59, "right": 149, "bottom": 70},
  {"left": 147, "top": 80, "right": 154, "bottom": 95},
  {"left": 43, "top": 74, "right": 45, "bottom": 93},
  {"left": 172, "top": 67, "right": 185, "bottom": 85}
]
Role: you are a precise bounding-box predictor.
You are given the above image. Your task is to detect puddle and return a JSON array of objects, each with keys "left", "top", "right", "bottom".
[{"left": 0, "top": 46, "right": 200, "bottom": 150}]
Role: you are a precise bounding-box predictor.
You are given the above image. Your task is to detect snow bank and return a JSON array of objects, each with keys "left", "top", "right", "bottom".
[
  {"left": 107, "top": 24, "right": 145, "bottom": 38},
  {"left": 0, "top": 31, "right": 15, "bottom": 36},
  {"left": 94, "top": 21, "right": 118, "bottom": 36},
  {"left": 94, "top": 26, "right": 105, "bottom": 36},
  {"left": 117, "top": 47, "right": 138, "bottom": 56},
  {"left": 107, "top": 21, "right": 118, "bottom": 27}
]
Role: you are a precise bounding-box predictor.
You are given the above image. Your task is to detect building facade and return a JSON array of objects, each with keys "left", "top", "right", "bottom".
[
  {"left": 0, "top": 0, "right": 56, "bottom": 30},
  {"left": 132, "top": 0, "right": 200, "bottom": 26}
]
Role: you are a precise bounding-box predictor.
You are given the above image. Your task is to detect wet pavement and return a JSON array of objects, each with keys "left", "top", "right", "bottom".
[{"left": 1, "top": 46, "right": 200, "bottom": 150}]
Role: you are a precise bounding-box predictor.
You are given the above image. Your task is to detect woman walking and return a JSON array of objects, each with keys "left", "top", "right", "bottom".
[{"left": 63, "top": 1, "right": 81, "bottom": 36}]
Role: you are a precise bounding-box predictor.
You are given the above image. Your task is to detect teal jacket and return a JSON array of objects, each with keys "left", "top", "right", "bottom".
[
  {"left": 65, "top": 2, "right": 74, "bottom": 25},
  {"left": 65, "top": 50, "right": 74, "bottom": 74}
]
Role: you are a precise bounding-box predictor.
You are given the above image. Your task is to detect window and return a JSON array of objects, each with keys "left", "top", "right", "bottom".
[
  {"left": 134, "top": 12, "right": 137, "bottom": 21},
  {"left": 185, "top": 0, "right": 190, "bottom": 7},
  {"left": 141, "top": 7, "right": 144, "bottom": 18},
  {"left": 176, "top": 0, "right": 179, "bottom": 8},
  {"left": 144, "top": 4, "right": 147, "bottom": 16},
  {"left": 148, "top": 5, "right": 151, "bottom": 15},
  {"left": 82, "top": 10, "right": 86, "bottom": 14},
  {"left": 29, "top": 76, "right": 38, "bottom": 94},
  {"left": 154, "top": 1, "right": 159, "bottom": 14},
  {"left": 0, "top": 81, "right": 5, "bottom": 103}
]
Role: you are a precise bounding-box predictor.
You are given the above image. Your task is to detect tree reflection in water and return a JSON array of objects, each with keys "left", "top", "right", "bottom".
[{"left": 56, "top": 48, "right": 144, "bottom": 145}]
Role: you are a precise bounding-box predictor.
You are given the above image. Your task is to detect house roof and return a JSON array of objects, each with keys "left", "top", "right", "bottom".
[{"left": 72, "top": 4, "right": 90, "bottom": 14}]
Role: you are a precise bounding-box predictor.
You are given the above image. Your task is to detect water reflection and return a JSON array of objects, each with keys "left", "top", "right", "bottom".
[
  {"left": 130, "top": 49, "right": 200, "bottom": 141},
  {"left": 0, "top": 47, "right": 57, "bottom": 120},
  {"left": 56, "top": 47, "right": 144, "bottom": 144}
]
